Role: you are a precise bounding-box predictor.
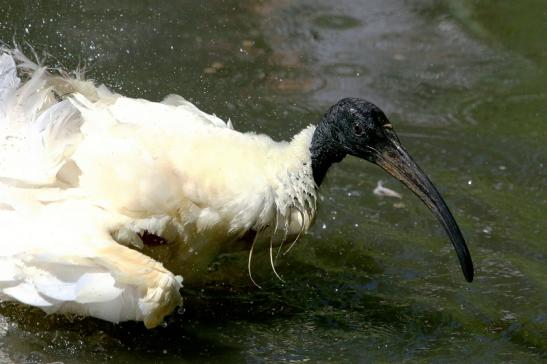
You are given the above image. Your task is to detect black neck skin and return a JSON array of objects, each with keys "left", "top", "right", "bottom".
[{"left": 310, "top": 123, "right": 346, "bottom": 186}]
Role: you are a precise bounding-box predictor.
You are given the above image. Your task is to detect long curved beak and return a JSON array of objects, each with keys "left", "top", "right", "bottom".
[{"left": 370, "top": 130, "right": 474, "bottom": 282}]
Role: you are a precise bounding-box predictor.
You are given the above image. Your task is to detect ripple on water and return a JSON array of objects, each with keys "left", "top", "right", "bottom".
[
  {"left": 322, "top": 63, "right": 370, "bottom": 78},
  {"left": 452, "top": 92, "right": 547, "bottom": 127},
  {"left": 265, "top": 75, "right": 326, "bottom": 94},
  {"left": 312, "top": 14, "right": 363, "bottom": 30}
]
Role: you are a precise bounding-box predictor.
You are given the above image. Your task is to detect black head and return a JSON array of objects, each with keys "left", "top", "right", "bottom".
[
  {"left": 310, "top": 97, "right": 474, "bottom": 283},
  {"left": 311, "top": 98, "right": 396, "bottom": 167}
]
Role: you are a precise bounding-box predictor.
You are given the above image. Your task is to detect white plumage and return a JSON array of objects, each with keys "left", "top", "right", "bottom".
[{"left": 0, "top": 48, "right": 318, "bottom": 328}]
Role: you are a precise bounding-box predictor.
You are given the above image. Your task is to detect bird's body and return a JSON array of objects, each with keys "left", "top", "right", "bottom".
[
  {"left": 0, "top": 49, "right": 317, "bottom": 327},
  {"left": 0, "top": 47, "right": 473, "bottom": 328}
]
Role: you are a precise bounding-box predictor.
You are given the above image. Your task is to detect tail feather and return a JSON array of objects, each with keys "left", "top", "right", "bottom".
[
  {"left": 0, "top": 47, "right": 97, "bottom": 185},
  {"left": 6, "top": 45, "right": 43, "bottom": 74},
  {"left": 0, "top": 99, "right": 81, "bottom": 185},
  {"left": 1, "top": 46, "right": 54, "bottom": 124},
  {"left": 0, "top": 53, "right": 20, "bottom": 121},
  {"left": 13, "top": 66, "right": 55, "bottom": 122}
]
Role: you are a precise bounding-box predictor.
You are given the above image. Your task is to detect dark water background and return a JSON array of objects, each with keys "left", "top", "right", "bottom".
[{"left": 0, "top": 0, "right": 545, "bottom": 362}]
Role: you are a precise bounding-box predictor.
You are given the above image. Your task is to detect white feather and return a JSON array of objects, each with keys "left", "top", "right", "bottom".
[
  {"left": 0, "top": 259, "right": 18, "bottom": 283},
  {"left": 0, "top": 46, "right": 317, "bottom": 327},
  {"left": 0, "top": 54, "right": 20, "bottom": 119}
]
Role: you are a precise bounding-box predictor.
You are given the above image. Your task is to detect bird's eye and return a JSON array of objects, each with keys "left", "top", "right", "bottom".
[{"left": 353, "top": 123, "right": 364, "bottom": 136}]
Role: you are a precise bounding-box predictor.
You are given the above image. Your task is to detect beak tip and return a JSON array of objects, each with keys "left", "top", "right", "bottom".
[
  {"left": 462, "top": 257, "right": 474, "bottom": 282},
  {"left": 465, "top": 272, "right": 474, "bottom": 283}
]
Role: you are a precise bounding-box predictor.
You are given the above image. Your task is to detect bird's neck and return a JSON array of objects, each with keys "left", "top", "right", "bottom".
[{"left": 310, "top": 122, "right": 346, "bottom": 186}]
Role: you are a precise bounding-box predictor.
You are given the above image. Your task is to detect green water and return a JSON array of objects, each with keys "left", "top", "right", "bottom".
[{"left": 0, "top": 0, "right": 545, "bottom": 362}]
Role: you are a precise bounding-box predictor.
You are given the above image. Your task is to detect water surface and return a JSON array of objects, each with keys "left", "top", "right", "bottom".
[{"left": 0, "top": 0, "right": 545, "bottom": 362}]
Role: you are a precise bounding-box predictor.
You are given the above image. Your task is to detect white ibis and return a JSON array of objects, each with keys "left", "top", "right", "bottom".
[{"left": 0, "top": 47, "right": 473, "bottom": 328}]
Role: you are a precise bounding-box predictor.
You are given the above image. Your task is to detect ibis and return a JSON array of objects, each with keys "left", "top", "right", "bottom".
[{"left": 0, "top": 47, "right": 473, "bottom": 328}]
